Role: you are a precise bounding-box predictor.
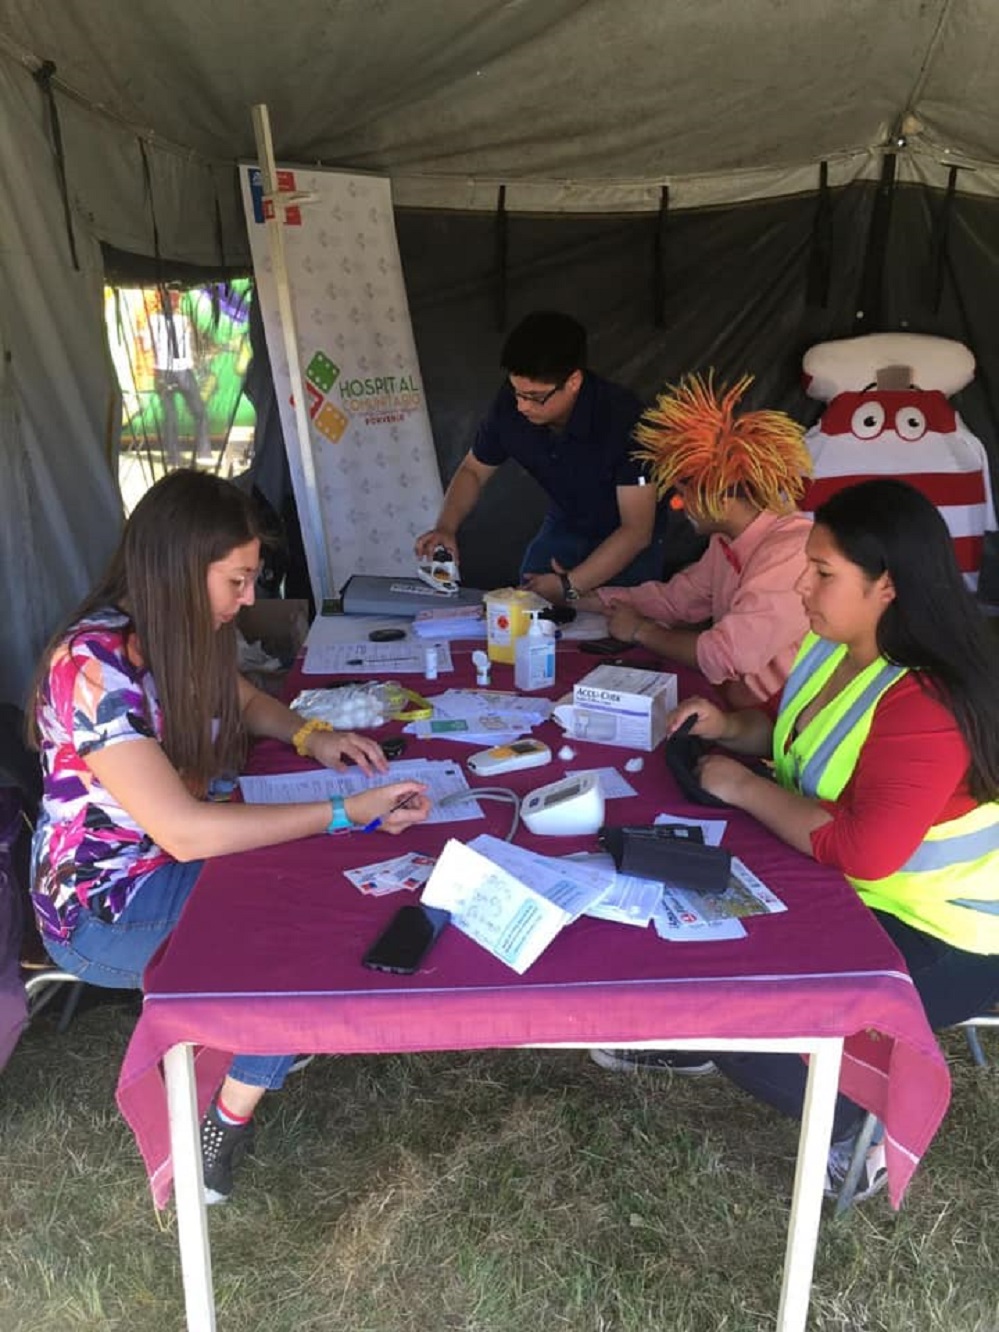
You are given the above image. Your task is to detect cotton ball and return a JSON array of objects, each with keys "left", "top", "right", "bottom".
[
  {"left": 558, "top": 744, "right": 576, "bottom": 761},
  {"left": 624, "top": 756, "right": 644, "bottom": 773}
]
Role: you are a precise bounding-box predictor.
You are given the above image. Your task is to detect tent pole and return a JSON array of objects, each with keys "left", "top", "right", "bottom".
[
  {"left": 493, "top": 184, "right": 508, "bottom": 332},
  {"left": 249, "top": 103, "right": 331, "bottom": 610},
  {"left": 854, "top": 149, "right": 897, "bottom": 335}
]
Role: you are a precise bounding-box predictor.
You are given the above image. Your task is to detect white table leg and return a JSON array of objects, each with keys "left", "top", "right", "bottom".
[
  {"left": 776, "top": 1037, "right": 843, "bottom": 1332},
  {"left": 164, "top": 1043, "right": 216, "bottom": 1332}
]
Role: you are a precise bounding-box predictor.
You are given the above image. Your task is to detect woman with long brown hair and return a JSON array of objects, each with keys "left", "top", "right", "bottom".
[{"left": 29, "top": 469, "right": 430, "bottom": 1202}]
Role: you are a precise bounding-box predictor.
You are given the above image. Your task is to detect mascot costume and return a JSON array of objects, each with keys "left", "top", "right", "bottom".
[{"left": 799, "top": 333, "right": 996, "bottom": 593}]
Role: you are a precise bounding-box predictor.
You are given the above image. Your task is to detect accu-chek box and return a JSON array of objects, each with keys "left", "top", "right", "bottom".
[{"left": 569, "top": 664, "right": 678, "bottom": 752}]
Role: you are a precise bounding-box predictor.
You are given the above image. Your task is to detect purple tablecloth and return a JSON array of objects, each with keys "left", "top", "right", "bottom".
[{"left": 117, "top": 644, "right": 950, "bottom": 1208}]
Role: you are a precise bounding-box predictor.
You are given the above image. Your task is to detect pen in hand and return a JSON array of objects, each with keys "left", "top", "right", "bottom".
[{"left": 361, "top": 792, "right": 420, "bottom": 834}]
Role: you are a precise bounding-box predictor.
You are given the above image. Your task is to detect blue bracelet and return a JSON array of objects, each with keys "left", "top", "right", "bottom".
[{"left": 326, "top": 796, "right": 354, "bottom": 834}]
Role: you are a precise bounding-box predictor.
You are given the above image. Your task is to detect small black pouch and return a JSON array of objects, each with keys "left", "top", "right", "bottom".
[
  {"left": 598, "top": 823, "right": 732, "bottom": 895},
  {"left": 665, "top": 714, "right": 773, "bottom": 808}
]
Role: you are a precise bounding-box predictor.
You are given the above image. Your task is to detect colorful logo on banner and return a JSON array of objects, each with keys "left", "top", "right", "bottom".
[
  {"left": 304, "top": 351, "right": 349, "bottom": 442},
  {"left": 247, "top": 167, "right": 302, "bottom": 226},
  {"left": 337, "top": 372, "right": 424, "bottom": 427},
  {"left": 300, "top": 354, "right": 426, "bottom": 441}
]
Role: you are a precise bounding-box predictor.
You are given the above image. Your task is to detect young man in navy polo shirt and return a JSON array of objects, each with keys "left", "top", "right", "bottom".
[{"left": 415, "top": 311, "right": 702, "bottom": 604}]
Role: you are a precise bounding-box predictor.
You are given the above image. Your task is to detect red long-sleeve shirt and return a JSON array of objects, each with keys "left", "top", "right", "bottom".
[{"left": 808, "top": 674, "right": 974, "bottom": 880}]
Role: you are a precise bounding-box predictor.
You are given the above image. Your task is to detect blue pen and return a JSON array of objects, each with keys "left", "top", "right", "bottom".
[{"left": 361, "top": 791, "right": 419, "bottom": 833}]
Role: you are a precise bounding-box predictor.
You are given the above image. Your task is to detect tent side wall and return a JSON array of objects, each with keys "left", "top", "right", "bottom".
[
  {"left": 0, "top": 59, "right": 121, "bottom": 707},
  {"left": 7, "top": 43, "right": 999, "bottom": 698}
]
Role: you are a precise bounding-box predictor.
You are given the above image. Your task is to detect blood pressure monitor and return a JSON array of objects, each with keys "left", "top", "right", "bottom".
[{"left": 520, "top": 772, "right": 605, "bottom": 836}]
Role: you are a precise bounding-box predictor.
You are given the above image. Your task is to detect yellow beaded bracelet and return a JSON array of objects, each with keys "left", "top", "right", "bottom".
[{"left": 291, "top": 718, "right": 335, "bottom": 757}]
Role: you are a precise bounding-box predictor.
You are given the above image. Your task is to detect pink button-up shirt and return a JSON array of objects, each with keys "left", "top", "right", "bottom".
[{"left": 597, "top": 510, "right": 812, "bottom": 704}]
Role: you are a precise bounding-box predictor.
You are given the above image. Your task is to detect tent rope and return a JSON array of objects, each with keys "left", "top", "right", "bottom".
[{"left": 31, "top": 60, "right": 79, "bottom": 272}]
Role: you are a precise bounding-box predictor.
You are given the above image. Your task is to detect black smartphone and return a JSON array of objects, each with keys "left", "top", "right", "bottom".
[
  {"left": 362, "top": 904, "right": 451, "bottom": 975},
  {"left": 580, "top": 636, "right": 634, "bottom": 656}
]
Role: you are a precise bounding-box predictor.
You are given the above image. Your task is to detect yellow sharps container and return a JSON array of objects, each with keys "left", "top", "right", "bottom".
[{"left": 483, "top": 588, "right": 547, "bottom": 664}]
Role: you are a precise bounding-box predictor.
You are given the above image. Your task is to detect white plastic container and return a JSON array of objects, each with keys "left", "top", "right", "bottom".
[{"left": 514, "top": 611, "right": 556, "bottom": 692}]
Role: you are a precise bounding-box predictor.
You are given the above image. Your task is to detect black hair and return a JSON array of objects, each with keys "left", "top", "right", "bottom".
[
  {"left": 500, "top": 311, "right": 587, "bottom": 382},
  {"left": 814, "top": 477, "right": 999, "bottom": 800}
]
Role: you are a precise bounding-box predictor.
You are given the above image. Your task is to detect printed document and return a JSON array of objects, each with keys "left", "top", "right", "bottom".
[
  {"left": 422, "top": 839, "right": 572, "bottom": 974},
  {"left": 653, "top": 856, "right": 785, "bottom": 941},
  {"left": 302, "top": 637, "right": 453, "bottom": 676},
  {"left": 466, "top": 834, "right": 613, "bottom": 920},
  {"left": 238, "top": 759, "right": 482, "bottom": 824}
]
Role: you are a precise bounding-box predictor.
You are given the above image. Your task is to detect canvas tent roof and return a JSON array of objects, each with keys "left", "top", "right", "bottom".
[
  {"left": 4, "top": 0, "right": 999, "bottom": 261},
  {"left": 3, "top": 0, "right": 999, "bottom": 703}
]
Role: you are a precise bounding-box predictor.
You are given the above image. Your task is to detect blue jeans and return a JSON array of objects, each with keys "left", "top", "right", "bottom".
[
  {"left": 520, "top": 515, "right": 668, "bottom": 587},
  {"left": 43, "top": 860, "right": 294, "bottom": 1091}
]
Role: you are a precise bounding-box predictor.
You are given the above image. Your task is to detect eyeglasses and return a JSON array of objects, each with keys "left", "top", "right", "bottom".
[{"left": 510, "top": 379, "right": 565, "bottom": 406}]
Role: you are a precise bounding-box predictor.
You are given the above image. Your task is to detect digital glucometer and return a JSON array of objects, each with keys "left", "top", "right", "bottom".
[
  {"left": 520, "top": 772, "right": 605, "bottom": 836},
  {"left": 466, "top": 738, "right": 552, "bottom": 777}
]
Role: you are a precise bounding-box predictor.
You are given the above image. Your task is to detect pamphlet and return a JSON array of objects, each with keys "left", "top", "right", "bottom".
[
  {"left": 422, "top": 839, "right": 572, "bottom": 974},
  {"left": 466, "top": 834, "right": 613, "bottom": 920},
  {"left": 652, "top": 856, "right": 785, "bottom": 941}
]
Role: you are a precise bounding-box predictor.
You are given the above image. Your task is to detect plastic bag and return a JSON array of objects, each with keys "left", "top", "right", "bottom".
[
  {"left": 292, "top": 683, "right": 397, "bottom": 729},
  {"left": 291, "top": 683, "right": 432, "bottom": 729}
]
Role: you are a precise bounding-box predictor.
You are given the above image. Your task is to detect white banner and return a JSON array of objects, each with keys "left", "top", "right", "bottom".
[{"left": 240, "top": 164, "right": 443, "bottom": 600}]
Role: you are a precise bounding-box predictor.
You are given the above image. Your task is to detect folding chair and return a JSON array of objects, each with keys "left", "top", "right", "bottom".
[
  {"left": 0, "top": 703, "right": 93, "bottom": 1038},
  {"left": 836, "top": 1007, "right": 998, "bottom": 1212},
  {"left": 23, "top": 967, "right": 85, "bottom": 1030},
  {"left": 957, "top": 1008, "right": 999, "bottom": 1067}
]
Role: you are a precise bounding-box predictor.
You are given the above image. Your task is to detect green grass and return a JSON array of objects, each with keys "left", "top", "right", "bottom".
[{"left": 1, "top": 998, "right": 998, "bottom": 1332}]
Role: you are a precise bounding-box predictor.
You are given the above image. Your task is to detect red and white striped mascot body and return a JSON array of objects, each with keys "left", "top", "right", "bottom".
[{"left": 800, "top": 333, "right": 995, "bottom": 592}]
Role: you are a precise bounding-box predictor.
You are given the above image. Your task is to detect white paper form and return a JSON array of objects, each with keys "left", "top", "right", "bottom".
[
  {"left": 422, "top": 839, "right": 570, "bottom": 974},
  {"left": 557, "top": 610, "right": 609, "bottom": 640},
  {"left": 411, "top": 605, "right": 487, "bottom": 640},
  {"left": 654, "top": 812, "right": 728, "bottom": 846},
  {"left": 404, "top": 715, "right": 529, "bottom": 746},
  {"left": 430, "top": 689, "right": 552, "bottom": 728},
  {"left": 237, "top": 759, "right": 483, "bottom": 824},
  {"left": 564, "top": 767, "right": 638, "bottom": 800},
  {"left": 406, "top": 688, "right": 551, "bottom": 747},
  {"left": 302, "top": 638, "right": 454, "bottom": 676},
  {"left": 303, "top": 614, "right": 411, "bottom": 673},
  {"left": 566, "top": 853, "right": 665, "bottom": 927},
  {"left": 467, "top": 834, "right": 613, "bottom": 920}
]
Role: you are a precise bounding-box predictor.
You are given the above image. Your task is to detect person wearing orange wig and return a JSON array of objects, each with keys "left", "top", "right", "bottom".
[{"left": 581, "top": 373, "right": 814, "bottom": 708}]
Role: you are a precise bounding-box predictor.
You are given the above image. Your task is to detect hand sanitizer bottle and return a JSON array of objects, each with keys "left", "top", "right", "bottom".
[{"left": 515, "top": 611, "right": 556, "bottom": 692}]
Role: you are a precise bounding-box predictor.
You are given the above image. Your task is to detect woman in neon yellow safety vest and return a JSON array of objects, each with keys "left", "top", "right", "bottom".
[{"left": 674, "top": 478, "right": 999, "bottom": 1199}]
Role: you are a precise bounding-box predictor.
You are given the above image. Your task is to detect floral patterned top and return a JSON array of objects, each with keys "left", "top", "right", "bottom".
[{"left": 31, "top": 609, "right": 172, "bottom": 941}]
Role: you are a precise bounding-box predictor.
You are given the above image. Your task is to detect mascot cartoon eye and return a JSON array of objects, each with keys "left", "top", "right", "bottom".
[
  {"left": 895, "top": 406, "right": 927, "bottom": 441},
  {"left": 850, "top": 401, "right": 886, "bottom": 439}
]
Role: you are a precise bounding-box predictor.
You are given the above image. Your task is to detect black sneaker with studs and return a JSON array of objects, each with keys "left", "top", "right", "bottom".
[
  {"left": 199, "top": 1101, "right": 255, "bottom": 1204},
  {"left": 589, "top": 1048, "right": 717, "bottom": 1075}
]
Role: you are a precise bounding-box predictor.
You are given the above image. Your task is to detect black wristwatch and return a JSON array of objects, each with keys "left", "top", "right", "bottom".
[{"left": 559, "top": 571, "right": 580, "bottom": 603}]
